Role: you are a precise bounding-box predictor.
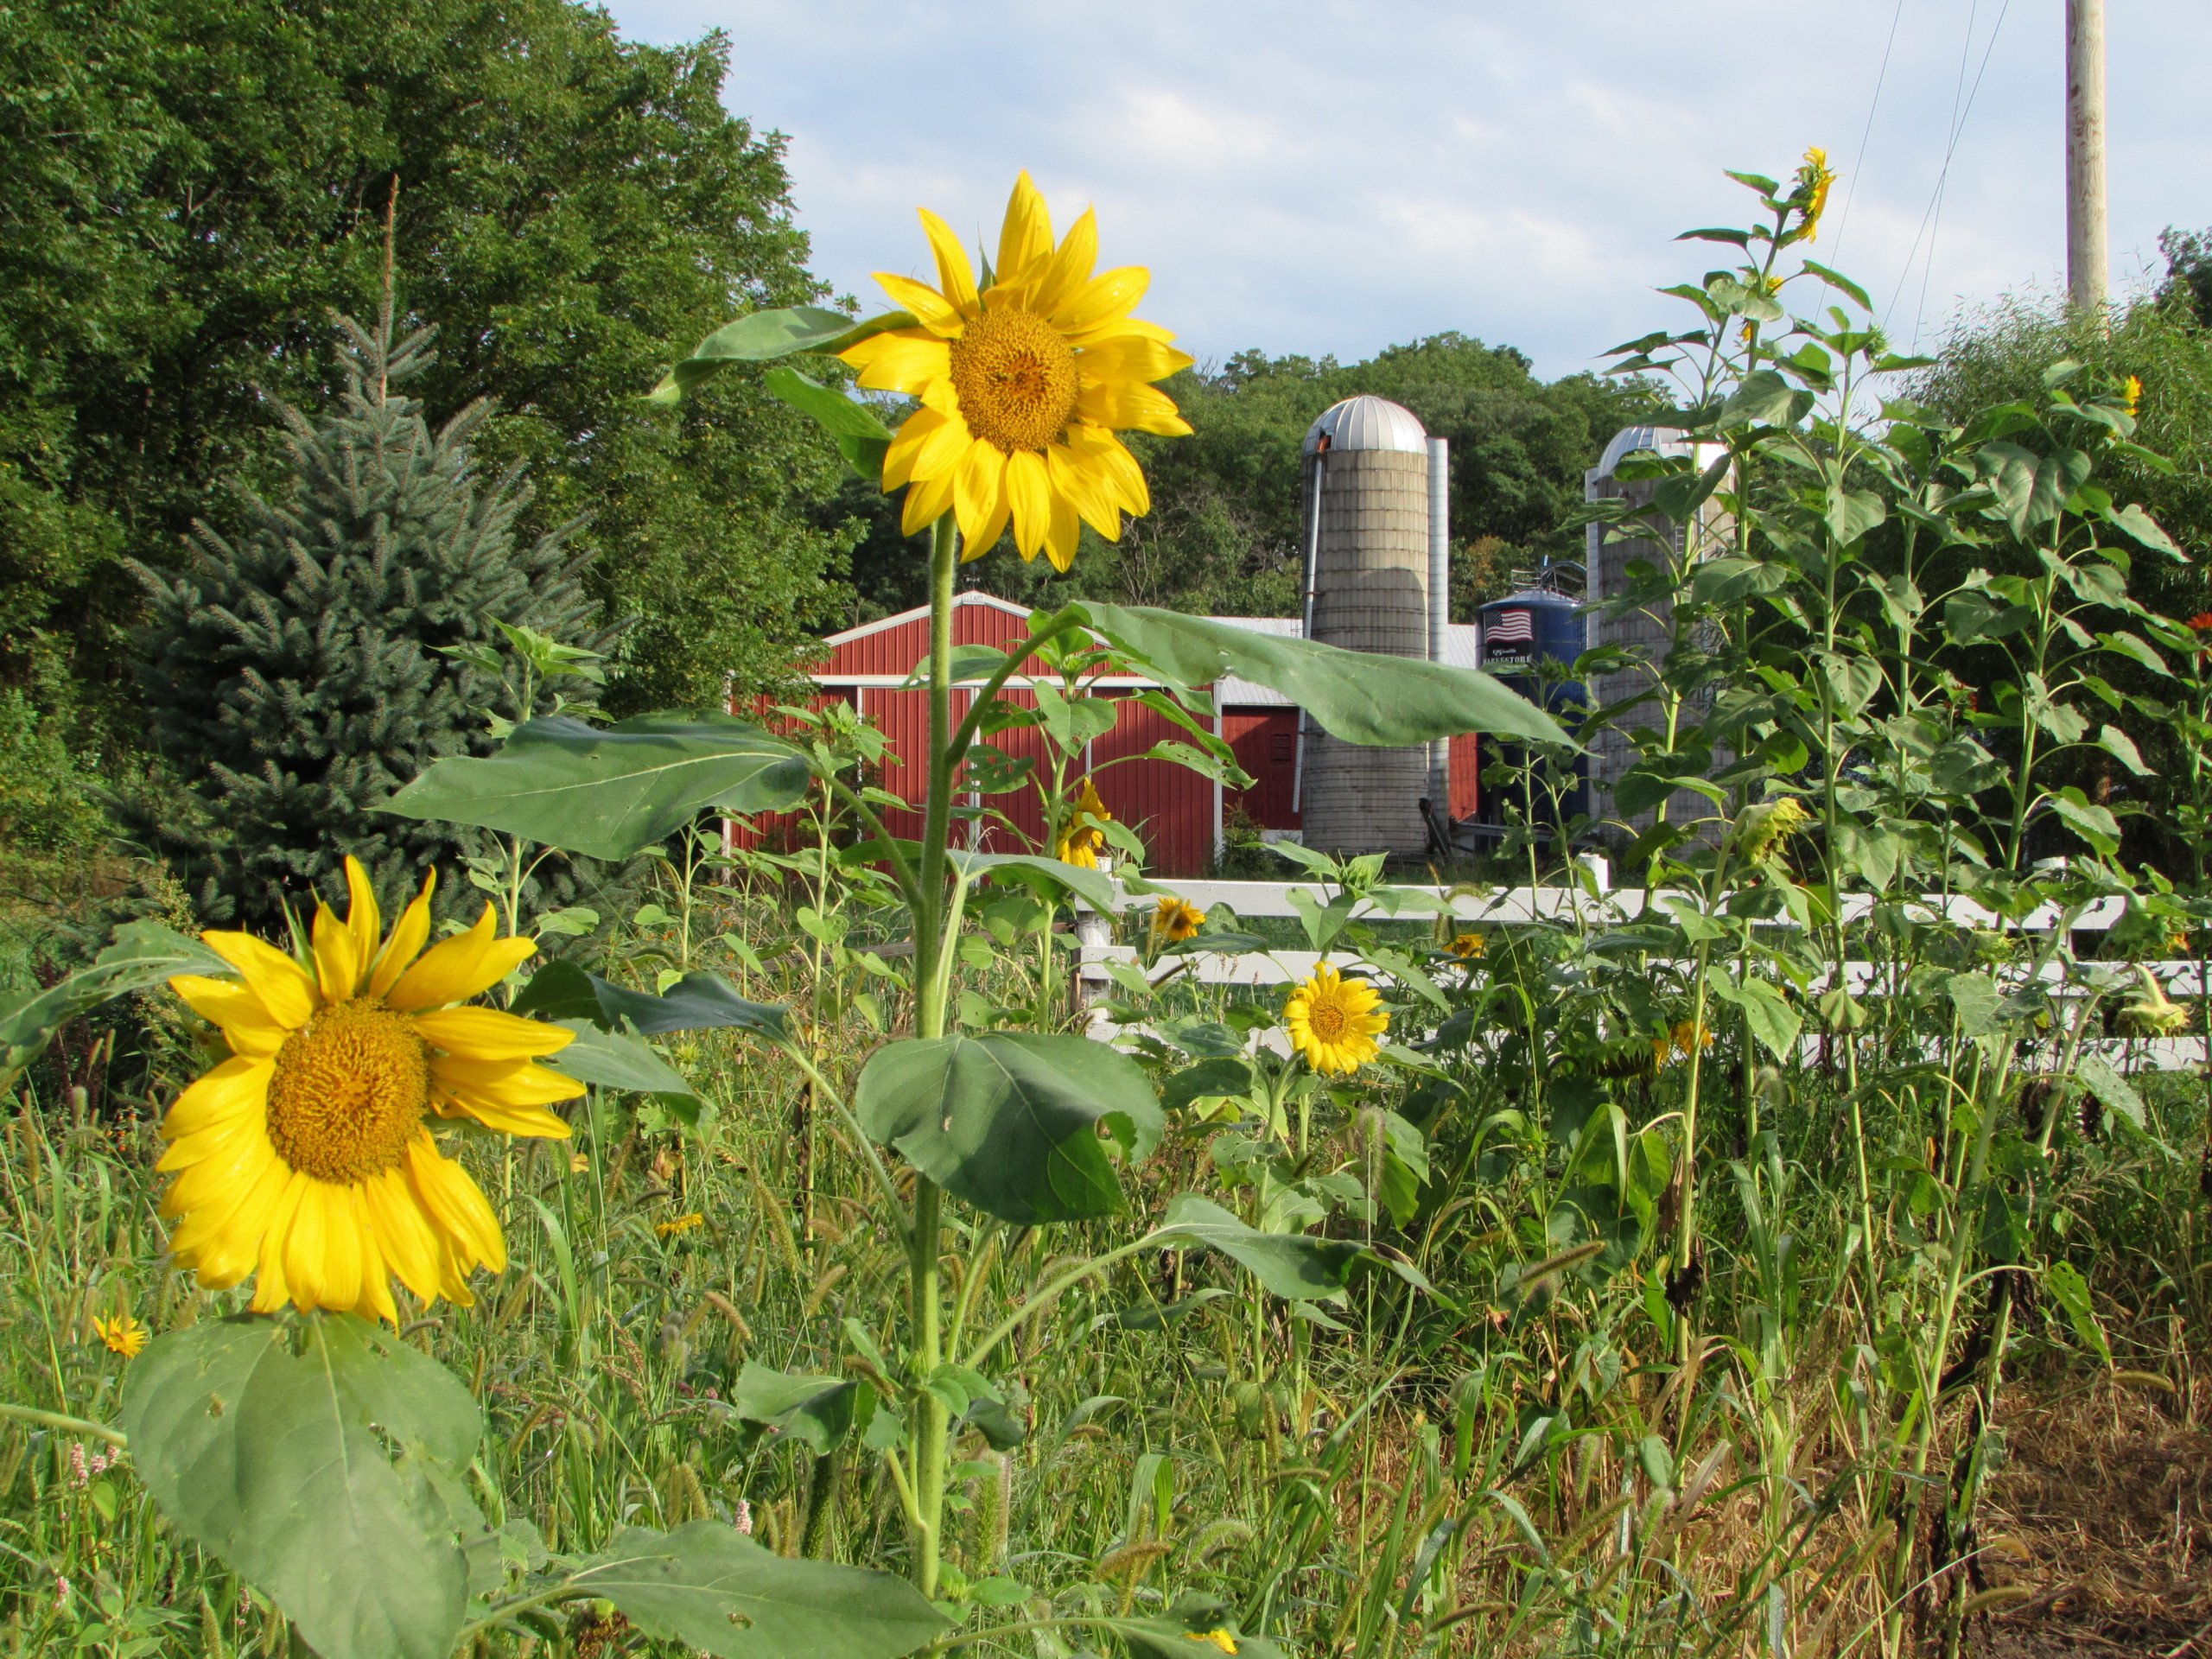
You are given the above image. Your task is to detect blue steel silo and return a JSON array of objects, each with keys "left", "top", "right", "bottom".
[{"left": 1470, "top": 588, "right": 1586, "bottom": 832}]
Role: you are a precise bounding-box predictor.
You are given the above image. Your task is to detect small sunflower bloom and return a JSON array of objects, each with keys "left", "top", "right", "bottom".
[
  {"left": 1058, "top": 777, "right": 1112, "bottom": 869},
  {"left": 1669, "top": 1019, "right": 1716, "bottom": 1060},
  {"left": 1151, "top": 895, "right": 1205, "bottom": 944},
  {"left": 1738, "top": 797, "right": 1813, "bottom": 862},
  {"left": 159, "top": 855, "right": 583, "bottom": 1323},
  {"left": 656, "top": 1212, "right": 705, "bottom": 1239},
  {"left": 92, "top": 1313, "right": 148, "bottom": 1358},
  {"left": 842, "top": 171, "right": 1192, "bottom": 572},
  {"left": 1446, "top": 931, "right": 1486, "bottom": 963},
  {"left": 1283, "top": 964, "right": 1389, "bottom": 1077},
  {"left": 2123, "top": 375, "right": 2143, "bottom": 416},
  {"left": 1794, "top": 146, "right": 1837, "bottom": 240}
]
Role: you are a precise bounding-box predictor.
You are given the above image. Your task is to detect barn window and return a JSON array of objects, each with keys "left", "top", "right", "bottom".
[{"left": 1272, "top": 733, "right": 1294, "bottom": 762}]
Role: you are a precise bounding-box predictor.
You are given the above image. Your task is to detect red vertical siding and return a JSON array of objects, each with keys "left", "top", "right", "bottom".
[
  {"left": 1224, "top": 709, "right": 1301, "bottom": 833},
  {"left": 1450, "top": 734, "right": 1480, "bottom": 819}
]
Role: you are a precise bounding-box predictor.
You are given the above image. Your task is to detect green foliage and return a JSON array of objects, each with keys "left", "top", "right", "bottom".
[
  {"left": 0, "top": 0, "right": 855, "bottom": 727},
  {"left": 120, "top": 314, "right": 611, "bottom": 926},
  {"left": 119, "top": 1314, "right": 486, "bottom": 1659},
  {"left": 0, "top": 920, "right": 221, "bottom": 1090},
  {"left": 0, "top": 689, "right": 104, "bottom": 855}
]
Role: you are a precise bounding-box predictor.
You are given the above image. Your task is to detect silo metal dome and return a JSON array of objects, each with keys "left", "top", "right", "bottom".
[
  {"left": 1594, "top": 423, "right": 1689, "bottom": 477},
  {"left": 1302, "top": 395, "right": 1428, "bottom": 455}
]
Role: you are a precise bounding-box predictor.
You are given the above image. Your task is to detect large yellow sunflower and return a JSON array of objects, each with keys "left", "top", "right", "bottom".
[
  {"left": 1283, "top": 965, "right": 1389, "bottom": 1077},
  {"left": 159, "top": 856, "right": 582, "bottom": 1322},
  {"left": 842, "top": 171, "right": 1192, "bottom": 572}
]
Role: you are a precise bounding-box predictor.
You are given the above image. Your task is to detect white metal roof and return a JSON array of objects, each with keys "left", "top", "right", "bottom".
[
  {"left": 1301, "top": 395, "right": 1428, "bottom": 456},
  {"left": 1592, "top": 424, "right": 1690, "bottom": 479},
  {"left": 819, "top": 589, "right": 1034, "bottom": 647}
]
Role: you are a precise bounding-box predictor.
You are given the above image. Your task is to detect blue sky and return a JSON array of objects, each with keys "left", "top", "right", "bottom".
[{"left": 605, "top": 1, "right": 2211, "bottom": 382}]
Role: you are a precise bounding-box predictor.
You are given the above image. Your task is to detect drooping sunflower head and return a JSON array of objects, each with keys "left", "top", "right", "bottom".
[
  {"left": 842, "top": 171, "right": 1193, "bottom": 572},
  {"left": 1283, "top": 964, "right": 1389, "bottom": 1077},
  {"left": 1058, "top": 777, "right": 1114, "bottom": 868},
  {"left": 1793, "top": 146, "right": 1836, "bottom": 240},
  {"left": 1447, "top": 931, "right": 1486, "bottom": 963},
  {"left": 160, "top": 856, "right": 584, "bottom": 1323},
  {"left": 1738, "top": 796, "right": 1813, "bottom": 862},
  {"left": 1152, "top": 895, "right": 1206, "bottom": 944}
]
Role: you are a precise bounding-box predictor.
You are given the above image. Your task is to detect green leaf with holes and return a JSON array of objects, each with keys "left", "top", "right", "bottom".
[{"left": 119, "top": 1314, "right": 485, "bottom": 1659}]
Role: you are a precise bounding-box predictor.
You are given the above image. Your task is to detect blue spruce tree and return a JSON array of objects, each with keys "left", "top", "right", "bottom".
[{"left": 127, "top": 307, "right": 612, "bottom": 926}]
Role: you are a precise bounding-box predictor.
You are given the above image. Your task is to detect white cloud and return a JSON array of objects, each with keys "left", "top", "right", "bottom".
[{"left": 610, "top": 0, "right": 2212, "bottom": 378}]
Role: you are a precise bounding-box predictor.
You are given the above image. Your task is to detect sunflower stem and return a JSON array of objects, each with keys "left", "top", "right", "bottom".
[{"left": 906, "top": 512, "right": 960, "bottom": 1599}]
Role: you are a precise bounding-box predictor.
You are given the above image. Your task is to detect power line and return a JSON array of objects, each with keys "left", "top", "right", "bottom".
[
  {"left": 1884, "top": 0, "right": 2014, "bottom": 343},
  {"left": 1826, "top": 0, "right": 1908, "bottom": 269}
]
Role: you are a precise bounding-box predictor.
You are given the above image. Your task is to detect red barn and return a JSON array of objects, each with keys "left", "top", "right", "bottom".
[{"left": 732, "top": 591, "right": 1481, "bottom": 876}]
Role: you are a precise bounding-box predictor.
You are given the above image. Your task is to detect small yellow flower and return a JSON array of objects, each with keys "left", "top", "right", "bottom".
[
  {"left": 1192, "top": 1631, "right": 1238, "bottom": 1655},
  {"left": 569, "top": 1151, "right": 591, "bottom": 1173},
  {"left": 1669, "top": 1019, "right": 1715, "bottom": 1060},
  {"left": 2123, "top": 374, "right": 2143, "bottom": 416},
  {"left": 1283, "top": 964, "right": 1388, "bottom": 1077},
  {"left": 91, "top": 1313, "right": 147, "bottom": 1358},
  {"left": 655, "top": 1212, "right": 705, "bottom": 1239},
  {"left": 1151, "top": 895, "right": 1205, "bottom": 944},
  {"left": 841, "top": 171, "right": 1192, "bottom": 571},
  {"left": 1795, "top": 145, "right": 1836, "bottom": 240},
  {"left": 1058, "top": 777, "right": 1112, "bottom": 869},
  {"left": 1446, "top": 932, "right": 1486, "bottom": 962}
]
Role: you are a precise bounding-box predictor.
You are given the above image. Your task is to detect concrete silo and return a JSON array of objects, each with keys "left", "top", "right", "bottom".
[{"left": 1296, "top": 396, "right": 1436, "bottom": 855}]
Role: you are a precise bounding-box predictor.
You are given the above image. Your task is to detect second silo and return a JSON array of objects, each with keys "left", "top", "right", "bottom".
[{"left": 1297, "top": 395, "right": 1433, "bottom": 855}]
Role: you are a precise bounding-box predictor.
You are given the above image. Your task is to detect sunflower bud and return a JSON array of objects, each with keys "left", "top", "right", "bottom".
[{"left": 1736, "top": 797, "right": 1813, "bottom": 863}]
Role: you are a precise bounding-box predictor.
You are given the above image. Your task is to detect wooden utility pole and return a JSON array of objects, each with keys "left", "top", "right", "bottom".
[{"left": 2065, "top": 0, "right": 2108, "bottom": 313}]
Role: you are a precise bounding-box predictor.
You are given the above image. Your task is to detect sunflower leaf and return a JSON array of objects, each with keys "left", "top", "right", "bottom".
[
  {"left": 0, "top": 921, "right": 231, "bottom": 1090},
  {"left": 1077, "top": 603, "right": 1573, "bottom": 748},
  {"left": 543, "top": 1021, "right": 703, "bottom": 1118},
  {"left": 648, "top": 308, "right": 917, "bottom": 404},
  {"left": 380, "top": 712, "right": 810, "bottom": 861},
  {"left": 119, "top": 1314, "right": 484, "bottom": 1659},
  {"left": 855, "top": 1032, "right": 1163, "bottom": 1224},
  {"left": 556, "top": 1521, "right": 950, "bottom": 1659}
]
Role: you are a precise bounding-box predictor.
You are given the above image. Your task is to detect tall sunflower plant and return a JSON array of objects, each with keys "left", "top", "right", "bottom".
[{"left": 0, "top": 174, "right": 1573, "bottom": 1659}]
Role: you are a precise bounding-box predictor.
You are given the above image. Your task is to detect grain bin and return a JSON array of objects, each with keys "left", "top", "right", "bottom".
[{"left": 1296, "top": 395, "right": 1434, "bottom": 855}]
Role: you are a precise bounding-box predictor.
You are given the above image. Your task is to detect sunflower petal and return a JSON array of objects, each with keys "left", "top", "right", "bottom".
[
  {"left": 1005, "top": 450, "right": 1052, "bottom": 559},
  {"left": 1076, "top": 380, "right": 1192, "bottom": 437},
  {"left": 962, "top": 483, "right": 1012, "bottom": 563},
  {"left": 411, "top": 1006, "right": 575, "bottom": 1061},
  {"left": 873, "top": 272, "right": 966, "bottom": 338},
  {"left": 1048, "top": 442, "right": 1123, "bottom": 541},
  {"left": 1031, "top": 206, "right": 1100, "bottom": 316},
  {"left": 1050, "top": 265, "right": 1148, "bottom": 334},
  {"left": 437, "top": 1090, "right": 575, "bottom": 1139},
  {"left": 900, "top": 467, "right": 957, "bottom": 537},
  {"left": 343, "top": 856, "right": 381, "bottom": 982},
  {"left": 201, "top": 932, "right": 318, "bottom": 1028},
  {"left": 1044, "top": 486, "right": 1083, "bottom": 573},
  {"left": 843, "top": 330, "right": 951, "bottom": 398},
  {"left": 168, "top": 977, "right": 288, "bottom": 1053},
  {"left": 1077, "top": 334, "right": 1194, "bottom": 385},
  {"left": 311, "top": 904, "right": 359, "bottom": 1006},
  {"left": 995, "top": 170, "right": 1054, "bottom": 288},
  {"left": 385, "top": 906, "right": 535, "bottom": 1013},
  {"left": 884, "top": 406, "right": 951, "bottom": 492},
  {"left": 368, "top": 870, "right": 437, "bottom": 999},
  {"left": 407, "top": 1136, "right": 505, "bottom": 1274},
  {"left": 365, "top": 1167, "right": 444, "bottom": 1303},
  {"left": 954, "top": 439, "right": 1009, "bottom": 550},
  {"left": 431, "top": 1052, "right": 588, "bottom": 1106},
  {"left": 919, "top": 207, "right": 982, "bottom": 318},
  {"left": 160, "top": 1056, "right": 272, "bottom": 1144}
]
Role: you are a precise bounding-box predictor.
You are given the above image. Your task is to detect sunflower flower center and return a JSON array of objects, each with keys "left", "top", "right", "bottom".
[
  {"left": 1305, "top": 998, "right": 1350, "bottom": 1044},
  {"left": 265, "top": 997, "right": 431, "bottom": 1184},
  {"left": 950, "top": 306, "right": 1079, "bottom": 453}
]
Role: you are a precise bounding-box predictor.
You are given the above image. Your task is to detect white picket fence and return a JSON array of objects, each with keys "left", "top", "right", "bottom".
[{"left": 1071, "top": 876, "right": 2209, "bottom": 1071}]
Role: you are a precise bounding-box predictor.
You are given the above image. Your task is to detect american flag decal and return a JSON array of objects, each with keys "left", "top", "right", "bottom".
[{"left": 1484, "top": 609, "right": 1535, "bottom": 645}]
